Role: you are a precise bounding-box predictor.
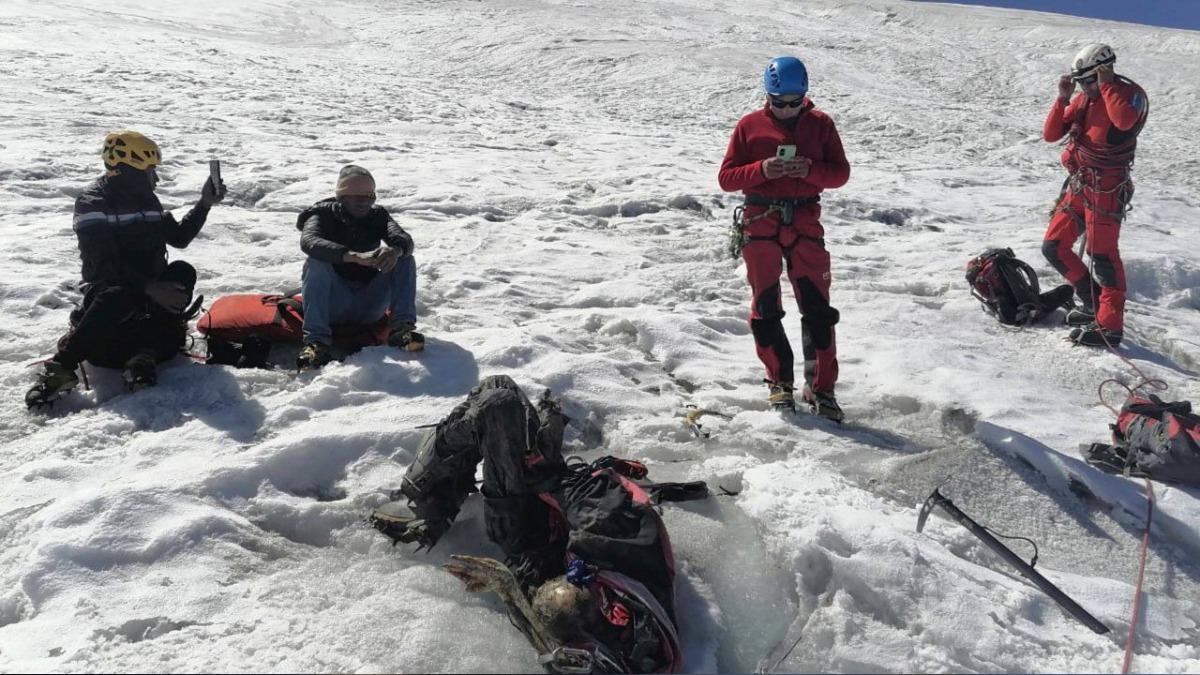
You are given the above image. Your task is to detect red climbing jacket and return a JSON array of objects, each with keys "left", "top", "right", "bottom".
[{"left": 1044, "top": 78, "right": 1148, "bottom": 172}]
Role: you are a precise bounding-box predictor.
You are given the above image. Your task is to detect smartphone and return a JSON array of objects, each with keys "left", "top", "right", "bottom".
[
  {"left": 776, "top": 145, "right": 797, "bottom": 160},
  {"left": 208, "top": 159, "right": 221, "bottom": 186}
]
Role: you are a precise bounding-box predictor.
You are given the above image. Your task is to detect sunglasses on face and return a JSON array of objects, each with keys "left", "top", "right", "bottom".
[
  {"left": 1073, "top": 73, "right": 1098, "bottom": 85},
  {"left": 769, "top": 96, "right": 805, "bottom": 108}
]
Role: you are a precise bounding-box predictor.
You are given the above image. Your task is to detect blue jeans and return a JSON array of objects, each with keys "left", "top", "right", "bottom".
[{"left": 301, "top": 256, "right": 417, "bottom": 345}]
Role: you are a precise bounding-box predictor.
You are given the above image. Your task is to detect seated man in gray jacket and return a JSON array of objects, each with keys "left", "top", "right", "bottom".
[{"left": 296, "top": 165, "right": 422, "bottom": 369}]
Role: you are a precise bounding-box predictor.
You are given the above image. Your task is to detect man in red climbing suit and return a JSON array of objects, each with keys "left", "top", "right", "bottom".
[
  {"left": 718, "top": 56, "right": 850, "bottom": 421},
  {"left": 1042, "top": 43, "right": 1148, "bottom": 347}
]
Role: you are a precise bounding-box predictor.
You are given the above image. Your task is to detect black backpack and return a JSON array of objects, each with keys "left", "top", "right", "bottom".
[
  {"left": 1083, "top": 395, "right": 1200, "bottom": 487},
  {"left": 966, "top": 248, "right": 1073, "bottom": 326},
  {"left": 205, "top": 335, "right": 272, "bottom": 369}
]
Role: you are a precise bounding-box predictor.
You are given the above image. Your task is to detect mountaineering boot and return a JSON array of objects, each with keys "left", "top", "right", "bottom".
[
  {"left": 25, "top": 359, "right": 80, "bottom": 409},
  {"left": 766, "top": 381, "right": 795, "bottom": 412},
  {"left": 296, "top": 341, "right": 332, "bottom": 370},
  {"left": 1037, "top": 284, "right": 1075, "bottom": 320},
  {"left": 803, "top": 386, "right": 845, "bottom": 423},
  {"left": 1065, "top": 307, "right": 1096, "bottom": 327},
  {"left": 370, "top": 501, "right": 436, "bottom": 549},
  {"left": 123, "top": 353, "right": 158, "bottom": 391},
  {"left": 388, "top": 323, "right": 425, "bottom": 352},
  {"left": 1069, "top": 324, "right": 1123, "bottom": 348}
]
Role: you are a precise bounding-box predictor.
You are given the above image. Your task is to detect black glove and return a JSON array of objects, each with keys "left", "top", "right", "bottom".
[{"left": 200, "top": 177, "right": 227, "bottom": 207}]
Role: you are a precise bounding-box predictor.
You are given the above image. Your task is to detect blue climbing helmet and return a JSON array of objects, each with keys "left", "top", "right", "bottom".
[{"left": 763, "top": 56, "right": 808, "bottom": 96}]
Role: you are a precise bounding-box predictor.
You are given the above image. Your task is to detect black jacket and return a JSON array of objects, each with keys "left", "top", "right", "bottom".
[
  {"left": 72, "top": 173, "right": 210, "bottom": 290},
  {"left": 297, "top": 198, "right": 413, "bottom": 284}
]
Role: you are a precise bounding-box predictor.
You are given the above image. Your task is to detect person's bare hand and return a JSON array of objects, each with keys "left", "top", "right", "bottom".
[
  {"left": 373, "top": 246, "right": 400, "bottom": 273},
  {"left": 761, "top": 157, "right": 787, "bottom": 180},
  {"left": 783, "top": 157, "right": 812, "bottom": 179},
  {"left": 1095, "top": 65, "right": 1115, "bottom": 85},
  {"left": 1057, "top": 74, "right": 1075, "bottom": 101}
]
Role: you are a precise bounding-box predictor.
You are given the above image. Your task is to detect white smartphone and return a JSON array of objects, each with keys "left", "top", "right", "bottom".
[
  {"left": 208, "top": 159, "right": 221, "bottom": 186},
  {"left": 776, "top": 145, "right": 797, "bottom": 160}
]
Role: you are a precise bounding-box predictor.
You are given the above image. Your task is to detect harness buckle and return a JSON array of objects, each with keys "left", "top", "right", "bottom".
[{"left": 540, "top": 646, "right": 596, "bottom": 674}]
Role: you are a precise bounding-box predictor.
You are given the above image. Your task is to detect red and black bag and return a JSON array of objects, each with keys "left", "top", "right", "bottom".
[
  {"left": 196, "top": 291, "right": 389, "bottom": 367},
  {"left": 197, "top": 292, "right": 305, "bottom": 343},
  {"left": 966, "top": 248, "right": 1073, "bottom": 326},
  {"left": 1084, "top": 394, "right": 1200, "bottom": 486}
]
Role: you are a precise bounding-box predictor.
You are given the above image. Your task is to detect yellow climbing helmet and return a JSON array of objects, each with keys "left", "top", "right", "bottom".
[{"left": 100, "top": 130, "right": 161, "bottom": 172}]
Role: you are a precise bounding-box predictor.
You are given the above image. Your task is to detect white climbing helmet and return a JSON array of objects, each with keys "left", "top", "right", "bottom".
[{"left": 1071, "top": 43, "right": 1116, "bottom": 80}]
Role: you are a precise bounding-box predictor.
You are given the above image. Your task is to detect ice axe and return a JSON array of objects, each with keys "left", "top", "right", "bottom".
[
  {"left": 917, "top": 487, "right": 1109, "bottom": 635},
  {"left": 682, "top": 404, "right": 733, "bottom": 439}
]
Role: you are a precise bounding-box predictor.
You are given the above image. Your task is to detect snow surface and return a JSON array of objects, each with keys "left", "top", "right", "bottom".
[{"left": 1, "top": 0, "right": 1199, "bottom": 672}]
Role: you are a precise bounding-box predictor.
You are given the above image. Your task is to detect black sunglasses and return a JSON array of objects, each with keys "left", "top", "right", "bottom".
[
  {"left": 1073, "top": 73, "right": 1098, "bottom": 85},
  {"left": 769, "top": 95, "right": 805, "bottom": 108}
]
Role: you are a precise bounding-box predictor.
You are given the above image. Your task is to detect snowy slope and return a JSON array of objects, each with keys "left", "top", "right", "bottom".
[{"left": 1, "top": 0, "right": 1199, "bottom": 672}]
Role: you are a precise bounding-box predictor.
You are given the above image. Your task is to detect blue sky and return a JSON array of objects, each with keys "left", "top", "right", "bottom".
[{"left": 911, "top": 0, "right": 1200, "bottom": 31}]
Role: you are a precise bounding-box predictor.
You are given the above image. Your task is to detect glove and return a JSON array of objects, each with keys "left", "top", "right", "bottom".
[{"left": 200, "top": 176, "right": 227, "bottom": 206}]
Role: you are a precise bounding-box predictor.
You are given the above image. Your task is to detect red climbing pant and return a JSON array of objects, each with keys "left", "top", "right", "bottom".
[
  {"left": 1042, "top": 169, "right": 1131, "bottom": 333},
  {"left": 742, "top": 208, "right": 838, "bottom": 392}
]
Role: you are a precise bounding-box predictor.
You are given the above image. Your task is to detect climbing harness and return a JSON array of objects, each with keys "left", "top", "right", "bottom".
[
  {"left": 729, "top": 204, "right": 779, "bottom": 259},
  {"left": 1049, "top": 168, "right": 1136, "bottom": 234},
  {"left": 729, "top": 195, "right": 821, "bottom": 259},
  {"left": 1051, "top": 75, "right": 1148, "bottom": 228}
]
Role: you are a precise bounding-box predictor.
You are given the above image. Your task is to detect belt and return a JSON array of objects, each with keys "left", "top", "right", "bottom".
[
  {"left": 743, "top": 194, "right": 820, "bottom": 227},
  {"left": 743, "top": 194, "right": 821, "bottom": 207}
]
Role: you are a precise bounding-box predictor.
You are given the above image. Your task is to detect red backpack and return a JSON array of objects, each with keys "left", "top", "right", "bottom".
[{"left": 196, "top": 292, "right": 389, "bottom": 366}]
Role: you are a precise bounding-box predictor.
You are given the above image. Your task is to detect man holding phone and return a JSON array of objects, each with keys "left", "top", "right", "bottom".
[
  {"left": 295, "top": 164, "right": 421, "bottom": 370},
  {"left": 718, "top": 56, "right": 851, "bottom": 421},
  {"left": 1041, "top": 43, "right": 1147, "bottom": 347},
  {"left": 26, "top": 130, "right": 227, "bottom": 408}
]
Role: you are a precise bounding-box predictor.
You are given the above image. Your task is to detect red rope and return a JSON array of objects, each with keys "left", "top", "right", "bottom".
[
  {"left": 1081, "top": 211, "right": 1167, "bottom": 417},
  {"left": 1121, "top": 478, "right": 1155, "bottom": 674},
  {"left": 1078, "top": 202, "right": 1163, "bottom": 674},
  {"left": 1097, "top": 373, "right": 1166, "bottom": 418}
]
